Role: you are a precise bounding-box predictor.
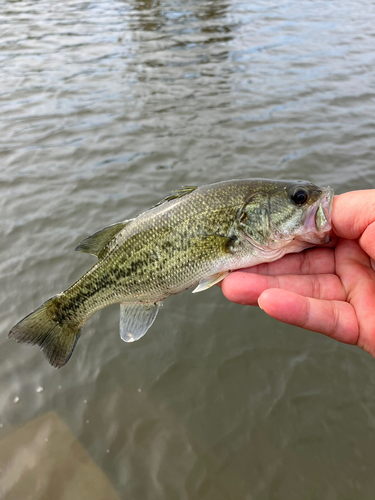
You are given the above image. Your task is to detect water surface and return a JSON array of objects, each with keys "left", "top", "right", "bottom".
[{"left": 1, "top": 1, "right": 375, "bottom": 499}]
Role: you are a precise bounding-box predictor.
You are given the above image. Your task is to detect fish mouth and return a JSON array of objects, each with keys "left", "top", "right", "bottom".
[{"left": 303, "top": 186, "right": 334, "bottom": 244}]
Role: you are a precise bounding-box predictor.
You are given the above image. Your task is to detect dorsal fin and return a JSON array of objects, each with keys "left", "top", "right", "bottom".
[
  {"left": 152, "top": 186, "right": 198, "bottom": 208},
  {"left": 75, "top": 219, "right": 132, "bottom": 259}
]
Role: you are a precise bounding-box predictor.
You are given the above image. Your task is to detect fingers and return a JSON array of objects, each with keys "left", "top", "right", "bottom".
[
  {"left": 257, "top": 289, "right": 359, "bottom": 346},
  {"left": 231, "top": 247, "right": 336, "bottom": 278},
  {"left": 221, "top": 272, "right": 345, "bottom": 306}
]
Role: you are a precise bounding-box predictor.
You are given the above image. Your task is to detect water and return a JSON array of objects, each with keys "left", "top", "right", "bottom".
[{"left": 1, "top": 0, "right": 375, "bottom": 498}]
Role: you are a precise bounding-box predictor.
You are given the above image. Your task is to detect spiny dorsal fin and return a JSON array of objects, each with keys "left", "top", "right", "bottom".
[
  {"left": 153, "top": 186, "right": 198, "bottom": 208},
  {"left": 164, "top": 186, "right": 198, "bottom": 201},
  {"left": 75, "top": 219, "right": 133, "bottom": 259}
]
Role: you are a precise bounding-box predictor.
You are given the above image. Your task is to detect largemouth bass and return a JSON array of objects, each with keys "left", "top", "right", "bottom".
[{"left": 8, "top": 179, "right": 333, "bottom": 368}]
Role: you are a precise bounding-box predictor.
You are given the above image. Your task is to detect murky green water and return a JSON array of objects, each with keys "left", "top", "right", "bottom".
[{"left": 1, "top": 0, "right": 375, "bottom": 498}]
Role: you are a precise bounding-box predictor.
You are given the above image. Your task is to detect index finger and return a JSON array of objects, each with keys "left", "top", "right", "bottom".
[{"left": 229, "top": 247, "right": 336, "bottom": 277}]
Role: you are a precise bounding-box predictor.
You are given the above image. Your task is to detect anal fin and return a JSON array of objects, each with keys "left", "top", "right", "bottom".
[
  {"left": 192, "top": 271, "right": 230, "bottom": 293},
  {"left": 120, "top": 302, "right": 162, "bottom": 342}
]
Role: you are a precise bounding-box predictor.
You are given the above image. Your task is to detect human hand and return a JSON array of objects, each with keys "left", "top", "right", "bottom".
[{"left": 221, "top": 191, "right": 375, "bottom": 358}]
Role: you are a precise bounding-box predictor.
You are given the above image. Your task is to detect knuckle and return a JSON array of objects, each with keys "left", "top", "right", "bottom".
[
  {"left": 311, "top": 275, "right": 321, "bottom": 299},
  {"left": 299, "top": 298, "right": 311, "bottom": 329},
  {"left": 329, "top": 301, "right": 340, "bottom": 336},
  {"left": 300, "top": 253, "right": 311, "bottom": 275}
]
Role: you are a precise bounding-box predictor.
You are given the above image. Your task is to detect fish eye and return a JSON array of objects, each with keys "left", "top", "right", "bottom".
[{"left": 291, "top": 188, "right": 308, "bottom": 206}]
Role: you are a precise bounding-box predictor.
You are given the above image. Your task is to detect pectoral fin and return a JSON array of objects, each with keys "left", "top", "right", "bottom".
[
  {"left": 120, "top": 302, "right": 162, "bottom": 342},
  {"left": 192, "top": 271, "right": 230, "bottom": 293}
]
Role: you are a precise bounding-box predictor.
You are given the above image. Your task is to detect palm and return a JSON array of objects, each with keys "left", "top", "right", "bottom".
[{"left": 221, "top": 190, "right": 375, "bottom": 359}]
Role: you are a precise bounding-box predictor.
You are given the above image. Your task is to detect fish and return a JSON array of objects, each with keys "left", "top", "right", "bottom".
[{"left": 8, "top": 179, "right": 334, "bottom": 368}]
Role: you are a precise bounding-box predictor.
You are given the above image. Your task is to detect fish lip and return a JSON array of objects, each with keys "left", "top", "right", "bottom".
[
  {"left": 319, "top": 186, "right": 334, "bottom": 242},
  {"left": 302, "top": 186, "right": 334, "bottom": 243},
  {"left": 320, "top": 186, "right": 334, "bottom": 223}
]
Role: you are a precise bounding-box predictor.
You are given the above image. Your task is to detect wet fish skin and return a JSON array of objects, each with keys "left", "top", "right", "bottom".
[{"left": 8, "top": 179, "right": 333, "bottom": 368}]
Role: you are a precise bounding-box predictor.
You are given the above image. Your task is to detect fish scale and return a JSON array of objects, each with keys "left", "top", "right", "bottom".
[{"left": 8, "top": 179, "right": 333, "bottom": 368}]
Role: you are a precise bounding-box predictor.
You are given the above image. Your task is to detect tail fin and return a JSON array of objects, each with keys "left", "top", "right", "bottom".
[{"left": 8, "top": 296, "right": 81, "bottom": 369}]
